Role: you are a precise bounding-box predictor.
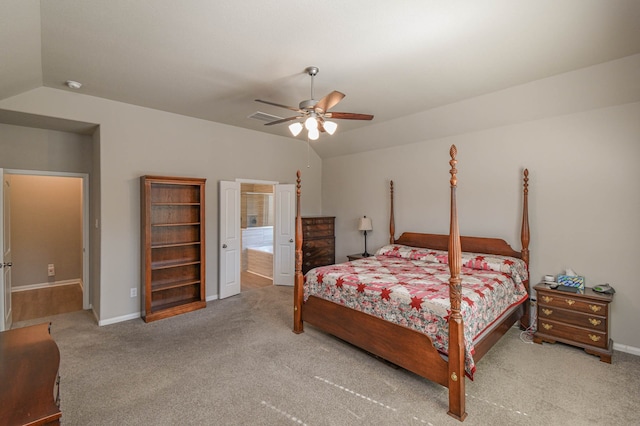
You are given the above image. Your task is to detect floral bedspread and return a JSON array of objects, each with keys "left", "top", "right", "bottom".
[{"left": 303, "top": 244, "right": 529, "bottom": 379}]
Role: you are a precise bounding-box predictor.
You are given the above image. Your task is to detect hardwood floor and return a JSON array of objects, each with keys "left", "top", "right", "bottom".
[
  {"left": 241, "top": 271, "right": 272, "bottom": 291},
  {"left": 11, "top": 284, "right": 83, "bottom": 322},
  {"left": 10, "top": 276, "right": 266, "bottom": 324}
]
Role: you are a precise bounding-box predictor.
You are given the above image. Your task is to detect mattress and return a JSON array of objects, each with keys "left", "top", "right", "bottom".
[{"left": 303, "top": 244, "right": 529, "bottom": 378}]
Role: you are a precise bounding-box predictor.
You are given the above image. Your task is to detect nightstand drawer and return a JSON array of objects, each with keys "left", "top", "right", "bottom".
[
  {"left": 537, "top": 319, "right": 608, "bottom": 349},
  {"left": 538, "top": 306, "right": 607, "bottom": 332},
  {"left": 538, "top": 293, "right": 608, "bottom": 316}
]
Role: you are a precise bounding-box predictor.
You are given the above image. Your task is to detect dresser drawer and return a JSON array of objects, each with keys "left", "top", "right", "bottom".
[
  {"left": 304, "top": 237, "right": 333, "bottom": 250},
  {"left": 538, "top": 305, "right": 607, "bottom": 332},
  {"left": 538, "top": 293, "right": 608, "bottom": 316},
  {"left": 302, "top": 217, "right": 335, "bottom": 238},
  {"left": 303, "top": 224, "right": 334, "bottom": 238},
  {"left": 303, "top": 246, "right": 335, "bottom": 261},
  {"left": 304, "top": 255, "right": 334, "bottom": 270},
  {"left": 537, "top": 319, "right": 608, "bottom": 349},
  {"left": 302, "top": 217, "right": 334, "bottom": 226}
]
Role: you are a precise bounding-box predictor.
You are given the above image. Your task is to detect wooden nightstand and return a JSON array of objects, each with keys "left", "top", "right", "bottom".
[
  {"left": 533, "top": 283, "right": 613, "bottom": 363},
  {"left": 347, "top": 253, "right": 372, "bottom": 261}
]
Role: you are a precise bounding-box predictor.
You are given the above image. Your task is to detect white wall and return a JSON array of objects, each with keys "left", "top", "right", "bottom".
[
  {"left": 323, "top": 92, "right": 640, "bottom": 349},
  {"left": 0, "top": 89, "right": 323, "bottom": 323}
]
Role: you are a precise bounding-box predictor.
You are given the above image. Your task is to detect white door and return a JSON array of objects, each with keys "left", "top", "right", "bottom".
[
  {"left": 274, "top": 184, "right": 295, "bottom": 286},
  {"left": 219, "top": 181, "right": 241, "bottom": 299},
  {"left": 0, "top": 170, "right": 12, "bottom": 331}
]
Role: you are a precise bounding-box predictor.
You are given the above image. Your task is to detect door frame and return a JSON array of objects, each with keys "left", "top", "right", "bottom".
[
  {"left": 235, "top": 179, "right": 278, "bottom": 292},
  {"left": 4, "top": 169, "right": 90, "bottom": 310},
  {"left": 1, "top": 169, "right": 11, "bottom": 330}
]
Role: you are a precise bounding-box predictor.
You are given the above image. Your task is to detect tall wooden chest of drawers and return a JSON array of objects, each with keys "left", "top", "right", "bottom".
[
  {"left": 301, "top": 216, "right": 335, "bottom": 274},
  {"left": 533, "top": 283, "right": 613, "bottom": 363}
]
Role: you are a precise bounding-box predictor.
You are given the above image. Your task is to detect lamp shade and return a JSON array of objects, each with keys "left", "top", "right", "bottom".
[
  {"left": 323, "top": 120, "right": 338, "bottom": 135},
  {"left": 308, "top": 127, "right": 319, "bottom": 140},
  {"left": 288, "top": 122, "right": 303, "bottom": 136},
  {"left": 358, "top": 216, "right": 372, "bottom": 231}
]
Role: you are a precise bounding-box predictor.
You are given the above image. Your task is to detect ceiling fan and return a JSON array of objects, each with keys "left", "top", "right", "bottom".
[{"left": 255, "top": 66, "right": 374, "bottom": 140}]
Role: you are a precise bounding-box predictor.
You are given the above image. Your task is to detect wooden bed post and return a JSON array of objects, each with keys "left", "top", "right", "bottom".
[
  {"left": 389, "top": 180, "right": 395, "bottom": 244},
  {"left": 293, "top": 170, "right": 304, "bottom": 334},
  {"left": 520, "top": 169, "right": 531, "bottom": 329},
  {"left": 447, "top": 145, "right": 467, "bottom": 421}
]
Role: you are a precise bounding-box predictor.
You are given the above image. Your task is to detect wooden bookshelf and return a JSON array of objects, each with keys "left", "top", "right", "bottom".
[{"left": 141, "top": 175, "right": 206, "bottom": 322}]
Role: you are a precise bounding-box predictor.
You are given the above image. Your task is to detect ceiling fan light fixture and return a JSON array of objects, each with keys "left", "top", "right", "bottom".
[
  {"left": 323, "top": 120, "right": 337, "bottom": 135},
  {"left": 304, "top": 116, "right": 318, "bottom": 131},
  {"left": 308, "top": 127, "right": 319, "bottom": 140},
  {"left": 289, "top": 122, "right": 303, "bottom": 137},
  {"left": 255, "top": 66, "right": 374, "bottom": 140}
]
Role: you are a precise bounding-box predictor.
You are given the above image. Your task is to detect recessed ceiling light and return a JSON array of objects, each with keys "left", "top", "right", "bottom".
[{"left": 65, "top": 80, "right": 82, "bottom": 89}]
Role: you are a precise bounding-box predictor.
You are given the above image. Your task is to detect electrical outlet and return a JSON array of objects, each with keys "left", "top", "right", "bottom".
[
  {"left": 130, "top": 288, "right": 137, "bottom": 298},
  {"left": 47, "top": 264, "right": 55, "bottom": 277}
]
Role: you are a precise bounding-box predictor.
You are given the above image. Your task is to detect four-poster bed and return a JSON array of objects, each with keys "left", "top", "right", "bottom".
[{"left": 293, "top": 145, "right": 530, "bottom": 421}]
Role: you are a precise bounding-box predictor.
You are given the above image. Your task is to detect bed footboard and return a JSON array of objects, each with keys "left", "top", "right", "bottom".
[{"left": 303, "top": 295, "right": 449, "bottom": 385}]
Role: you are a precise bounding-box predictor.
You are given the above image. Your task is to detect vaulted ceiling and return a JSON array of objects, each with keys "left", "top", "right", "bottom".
[{"left": 2, "top": 1, "right": 640, "bottom": 157}]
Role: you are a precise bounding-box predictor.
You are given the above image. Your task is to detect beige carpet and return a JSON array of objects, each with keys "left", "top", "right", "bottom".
[
  {"left": 11, "top": 285, "right": 640, "bottom": 425},
  {"left": 11, "top": 283, "right": 83, "bottom": 322}
]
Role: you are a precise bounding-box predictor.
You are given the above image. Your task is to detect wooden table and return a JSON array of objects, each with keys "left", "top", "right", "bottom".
[{"left": 0, "top": 323, "right": 62, "bottom": 425}]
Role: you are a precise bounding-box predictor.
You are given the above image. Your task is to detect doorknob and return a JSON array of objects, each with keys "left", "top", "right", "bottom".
[
  {"left": 289, "top": 239, "right": 294, "bottom": 243},
  {"left": 3, "top": 262, "right": 11, "bottom": 267},
  {"left": 222, "top": 244, "right": 227, "bottom": 248}
]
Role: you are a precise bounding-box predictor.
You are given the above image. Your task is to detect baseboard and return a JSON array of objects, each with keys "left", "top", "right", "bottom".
[
  {"left": 12, "top": 278, "right": 82, "bottom": 293},
  {"left": 246, "top": 270, "right": 273, "bottom": 280},
  {"left": 98, "top": 312, "right": 141, "bottom": 326},
  {"left": 613, "top": 342, "right": 640, "bottom": 356},
  {"left": 98, "top": 298, "right": 218, "bottom": 326}
]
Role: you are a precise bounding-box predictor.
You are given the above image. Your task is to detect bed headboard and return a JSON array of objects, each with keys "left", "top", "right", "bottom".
[
  {"left": 394, "top": 232, "right": 523, "bottom": 259},
  {"left": 389, "top": 166, "right": 530, "bottom": 263}
]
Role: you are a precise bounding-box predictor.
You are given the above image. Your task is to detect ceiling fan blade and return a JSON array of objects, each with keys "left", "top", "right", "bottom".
[
  {"left": 255, "top": 99, "right": 301, "bottom": 112},
  {"left": 314, "top": 91, "right": 345, "bottom": 114},
  {"left": 264, "top": 116, "right": 303, "bottom": 126},
  {"left": 326, "top": 112, "right": 374, "bottom": 120}
]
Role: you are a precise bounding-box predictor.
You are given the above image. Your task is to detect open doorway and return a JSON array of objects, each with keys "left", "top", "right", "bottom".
[
  {"left": 8, "top": 173, "right": 88, "bottom": 322},
  {"left": 240, "top": 183, "right": 274, "bottom": 292}
]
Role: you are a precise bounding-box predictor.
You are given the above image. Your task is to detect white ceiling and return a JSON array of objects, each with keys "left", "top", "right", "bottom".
[{"left": 1, "top": 0, "right": 640, "bottom": 157}]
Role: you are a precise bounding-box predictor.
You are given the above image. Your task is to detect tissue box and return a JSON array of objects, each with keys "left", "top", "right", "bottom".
[{"left": 557, "top": 274, "right": 585, "bottom": 289}]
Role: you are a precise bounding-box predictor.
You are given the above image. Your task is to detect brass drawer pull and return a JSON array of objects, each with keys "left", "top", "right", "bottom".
[
  {"left": 589, "top": 305, "right": 602, "bottom": 313},
  {"left": 542, "top": 308, "right": 553, "bottom": 316},
  {"left": 542, "top": 323, "right": 553, "bottom": 331},
  {"left": 589, "top": 318, "right": 602, "bottom": 326},
  {"left": 565, "top": 299, "right": 575, "bottom": 306},
  {"left": 542, "top": 296, "right": 553, "bottom": 303},
  {"left": 589, "top": 334, "right": 601, "bottom": 342}
]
